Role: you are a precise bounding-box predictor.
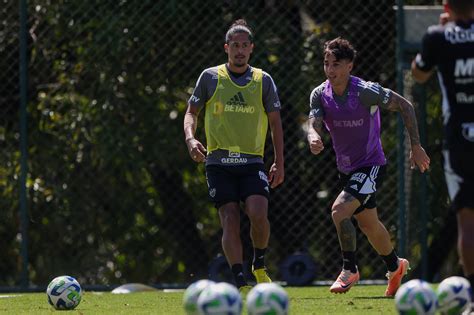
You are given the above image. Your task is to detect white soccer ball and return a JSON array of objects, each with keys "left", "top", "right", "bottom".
[
  {"left": 246, "top": 283, "right": 289, "bottom": 315},
  {"left": 46, "top": 275, "right": 82, "bottom": 310},
  {"left": 437, "top": 276, "right": 472, "bottom": 315},
  {"left": 197, "top": 282, "right": 242, "bottom": 315},
  {"left": 394, "top": 279, "right": 437, "bottom": 315},
  {"left": 183, "top": 279, "right": 216, "bottom": 315}
]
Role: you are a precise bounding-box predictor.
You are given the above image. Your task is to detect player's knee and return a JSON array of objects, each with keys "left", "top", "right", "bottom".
[
  {"left": 220, "top": 213, "right": 240, "bottom": 232},
  {"left": 247, "top": 207, "right": 268, "bottom": 225},
  {"left": 331, "top": 204, "right": 351, "bottom": 223},
  {"left": 222, "top": 223, "right": 240, "bottom": 241}
]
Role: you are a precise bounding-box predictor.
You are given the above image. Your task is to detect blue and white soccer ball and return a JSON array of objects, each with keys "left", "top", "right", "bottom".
[
  {"left": 394, "top": 279, "right": 437, "bottom": 315},
  {"left": 46, "top": 275, "right": 82, "bottom": 310},
  {"left": 183, "top": 279, "right": 216, "bottom": 315},
  {"left": 197, "top": 282, "right": 242, "bottom": 315},
  {"left": 246, "top": 283, "right": 289, "bottom": 315},
  {"left": 437, "top": 276, "right": 472, "bottom": 315}
]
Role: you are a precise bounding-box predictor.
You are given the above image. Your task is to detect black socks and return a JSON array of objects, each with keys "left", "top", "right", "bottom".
[
  {"left": 342, "top": 251, "right": 357, "bottom": 273},
  {"left": 381, "top": 249, "right": 399, "bottom": 272},
  {"left": 231, "top": 264, "right": 247, "bottom": 288},
  {"left": 253, "top": 247, "right": 267, "bottom": 270},
  {"left": 231, "top": 247, "right": 267, "bottom": 287}
]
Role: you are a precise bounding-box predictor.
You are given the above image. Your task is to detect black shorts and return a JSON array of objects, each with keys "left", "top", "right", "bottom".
[
  {"left": 205, "top": 164, "right": 270, "bottom": 209},
  {"left": 443, "top": 150, "right": 474, "bottom": 211},
  {"left": 338, "top": 165, "right": 386, "bottom": 215}
]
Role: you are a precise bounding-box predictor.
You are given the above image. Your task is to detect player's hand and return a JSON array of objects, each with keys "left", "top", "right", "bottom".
[
  {"left": 268, "top": 162, "right": 284, "bottom": 189},
  {"left": 186, "top": 138, "right": 206, "bottom": 163},
  {"left": 410, "top": 144, "right": 430, "bottom": 173},
  {"left": 308, "top": 136, "right": 324, "bottom": 155}
]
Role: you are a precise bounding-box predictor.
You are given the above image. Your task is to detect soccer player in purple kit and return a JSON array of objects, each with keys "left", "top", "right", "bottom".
[
  {"left": 307, "top": 37, "right": 430, "bottom": 296},
  {"left": 412, "top": 0, "right": 474, "bottom": 301}
]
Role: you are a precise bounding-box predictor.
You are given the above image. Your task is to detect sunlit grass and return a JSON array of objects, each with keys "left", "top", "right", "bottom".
[{"left": 0, "top": 285, "right": 398, "bottom": 314}]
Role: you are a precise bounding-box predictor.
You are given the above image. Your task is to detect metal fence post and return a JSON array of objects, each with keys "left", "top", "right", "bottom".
[
  {"left": 19, "top": 0, "right": 29, "bottom": 289},
  {"left": 396, "top": 0, "right": 406, "bottom": 258}
]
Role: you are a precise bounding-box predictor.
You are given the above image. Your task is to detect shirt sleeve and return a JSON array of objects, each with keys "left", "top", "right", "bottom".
[
  {"left": 262, "top": 72, "right": 281, "bottom": 112},
  {"left": 188, "top": 69, "right": 213, "bottom": 108},
  {"left": 415, "top": 25, "right": 441, "bottom": 72},
  {"left": 358, "top": 81, "right": 392, "bottom": 109},
  {"left": 308, "top": 84, "right": 325, "bottom": 118}
]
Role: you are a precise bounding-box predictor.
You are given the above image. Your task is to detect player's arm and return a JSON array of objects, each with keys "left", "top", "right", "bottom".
[
  {"left": 183, "top": 104, "right": 200, "bottom": 142},
  {"left": 307, "top": 116, "right": 324, "bottom": 155},
  {"left": 383, "top": 91, "right": 430, "bottom": 172},
  {"left": 262, "top": 72, "right": 284, "bottom": 188},
  {"left": 184, "top": 71, "right": 209, "bottom": 163},
  {"left": 268, "top": 111, "right": 284, "bottom": 188},
  {"left": 411, "top": 57, "right": 434, "bottom": 84},
  {"left": 184, "top": 105, "right": 206, "bottom": 162},
  {"left": 307, "top": 87, "right": 325, "bottom": 155},
  {"left": 411, "top": 27, "right": 438, "bottom": 83},
  {"left": 383, "top": 91, "right": 421, "bottom": 146}
]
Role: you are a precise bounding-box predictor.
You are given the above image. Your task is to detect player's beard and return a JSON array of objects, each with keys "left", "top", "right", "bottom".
[{"left": 233, "top": 55, "right": 247, "bottom": 68}]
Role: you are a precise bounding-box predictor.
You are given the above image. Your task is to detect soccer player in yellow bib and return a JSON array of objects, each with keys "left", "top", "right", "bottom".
[{"left": 183, "top": 19, "right": 284, "bottom": 293}]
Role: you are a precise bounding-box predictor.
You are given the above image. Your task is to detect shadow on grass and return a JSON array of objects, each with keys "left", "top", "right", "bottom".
[{"left": 353, "top": 296, "right": 393, "bottom": 300}]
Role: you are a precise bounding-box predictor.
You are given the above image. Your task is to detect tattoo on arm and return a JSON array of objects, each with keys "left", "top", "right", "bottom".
[
  {"left": 312, "top": 116, "right": 324, "bottom": 134},
  {"left": 339, "top": 218, "right": 356, "bottom": 251},
  {"left": 385, "top": 92, "right": 421, "bottom": 146},
  {"left": 308, "top": 116, "right": 324, "bottom": 139}
]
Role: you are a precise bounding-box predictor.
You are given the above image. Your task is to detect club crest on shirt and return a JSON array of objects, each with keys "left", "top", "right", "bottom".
[
  {"left": 209, "top": 188, "right": 216, "bottom": 198},
  {"left": 462, "top": 123, "right": 474, "bottom": 142}
]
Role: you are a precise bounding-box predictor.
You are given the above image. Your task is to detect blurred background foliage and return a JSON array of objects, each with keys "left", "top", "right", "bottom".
[{"left": 0, "top": 0, "right": 453, "bottom": 288}]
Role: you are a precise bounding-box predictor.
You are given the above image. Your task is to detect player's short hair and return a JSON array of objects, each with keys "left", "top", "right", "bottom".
[
  {"left": 447, "top": 0, "right": 474, "bottom": 15},
  {"left": 323, "top": 37, "right": 357, "bottom": 62},
  {"left": 225, "top": 19, "right": 253, "bottom": 43}
]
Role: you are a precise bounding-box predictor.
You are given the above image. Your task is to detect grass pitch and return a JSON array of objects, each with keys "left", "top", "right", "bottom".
[{"left": 0, "top": 285, "right": 398, "bottom": 314}]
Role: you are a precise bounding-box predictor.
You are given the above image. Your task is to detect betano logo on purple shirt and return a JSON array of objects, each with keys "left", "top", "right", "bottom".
[
  {"left": 321, "top": 76, "right": 386, "bottom": 174},
  {"left": 333, "top": 119, "right": 364, "bottom": 128}
]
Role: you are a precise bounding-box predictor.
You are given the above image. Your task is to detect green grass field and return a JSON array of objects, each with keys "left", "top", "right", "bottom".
[{"left": 0, "top": 285, "right": 399, "bottom": 314}]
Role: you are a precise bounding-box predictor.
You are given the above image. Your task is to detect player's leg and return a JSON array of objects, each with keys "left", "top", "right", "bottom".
[
  {"left": 444, "top": 150, "right": 474, "bottom": 299},
  {"left": 218, "top": 203, "right": 247, "bottom": 288},
  {"left": 457, "top": 207, "right": 474, "bottom": 291},
  {"left": 245, "top": 195, "right": 272, "bottom": 283},
  {"left": 354, "top": 207, "right": 394, "bottom": 256},
  {"left": 245, "top": 195, "right": 269, "bottom": 262},
  {"left": 206, "top": 165, "right": 248, "bottom": 288},
  {"left": 329, "top": 190, "right": 361, "bottom": 293},
  {"left": 354, "top": 207, "right": 409, "bottom": 296},
  {"left": 330, "top": 165, "right": 386, "bottom": 293},
  {"left": 241, "top": 164, "right": 271, "bottom": 283}
]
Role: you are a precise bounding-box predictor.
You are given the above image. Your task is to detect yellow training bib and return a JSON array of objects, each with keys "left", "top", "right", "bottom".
[{"left": 205, "top": 64, "right": 267, "bottom": 156}]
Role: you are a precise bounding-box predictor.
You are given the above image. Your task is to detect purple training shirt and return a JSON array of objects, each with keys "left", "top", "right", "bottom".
[{"left": 321, "top": 76, "right": 386, "bottom": 174}]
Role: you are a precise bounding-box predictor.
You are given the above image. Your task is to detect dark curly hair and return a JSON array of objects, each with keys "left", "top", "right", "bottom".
[{"left": 323, "top": 37, "right": 357, "bottom": 62}]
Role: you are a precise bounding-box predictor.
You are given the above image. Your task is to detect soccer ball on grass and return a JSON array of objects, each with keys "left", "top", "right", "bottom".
[
  {"left": 246, "top": 283, "right": 289, "bottom": 315},
  {"left": 183, "top": 279, "right": 215, "bottom": 315},
  {"left": 394, "top": 279, "right": 437, "bottom": 314},
  {"left": 437, "top": 276, "right": 472, "bottom": 315},
  {"left": 197, "top": 282, "right": 242, "bottom": 315},
  {"left": 46, "top": 275, "right": 82, "bottom": 310}
]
